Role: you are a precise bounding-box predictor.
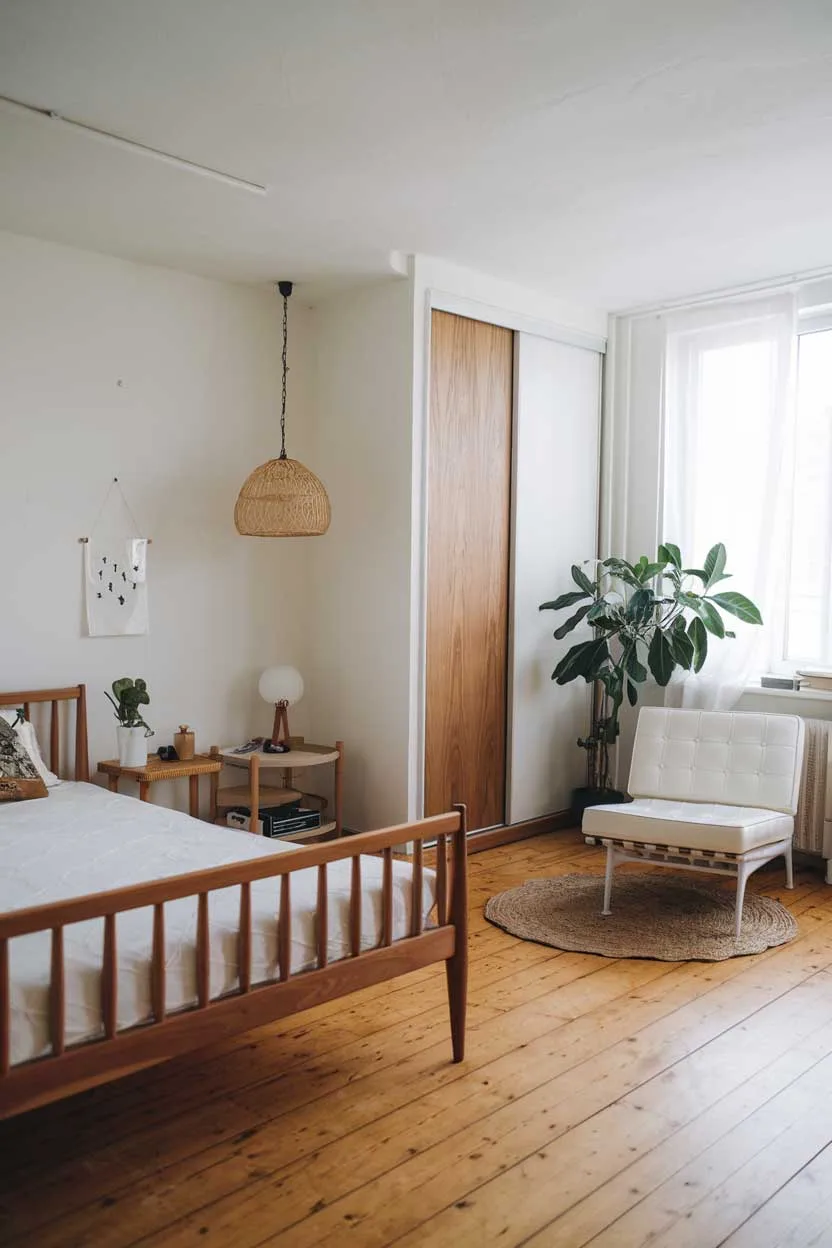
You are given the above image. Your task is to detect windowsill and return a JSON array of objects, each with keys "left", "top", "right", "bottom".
[{"left": 743, "top": 683, "right": 832, "bottom": 703}]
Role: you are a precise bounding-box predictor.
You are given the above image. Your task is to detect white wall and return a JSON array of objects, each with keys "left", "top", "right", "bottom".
[
  {"left": 304, "top": 278, "right": 414, "bottom": 831},
  {"left": 0, "top": 231, "right": 313, "bottom": 803}
]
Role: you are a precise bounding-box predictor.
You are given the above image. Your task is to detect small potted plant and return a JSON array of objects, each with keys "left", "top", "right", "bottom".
[
  {"left": 541, "top": 543, "right": 762, "bottom": 820},
  {"left": 105, "top": 677, "right": 154, "bottom": 767}
]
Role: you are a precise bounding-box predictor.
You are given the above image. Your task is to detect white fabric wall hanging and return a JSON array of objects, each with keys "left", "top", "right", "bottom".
[{"left": 81, "top": 479, "right": 151, "bottom": 637}]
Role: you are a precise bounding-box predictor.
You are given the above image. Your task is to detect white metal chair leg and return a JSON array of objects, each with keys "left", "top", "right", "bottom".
[
  {"left": 602, "top": 845, "right": 615, "bottom": 916},
  {"left": 785, "top": 842, "right": 794, "bottom": 889},
  {"left": 734, "top": 862, "right": 751, "bottom": 940}
]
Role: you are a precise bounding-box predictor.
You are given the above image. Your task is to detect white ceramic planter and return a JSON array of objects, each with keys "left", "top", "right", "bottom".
[{"left": 117, "top": 725, "right": 148, "bottom": 768}]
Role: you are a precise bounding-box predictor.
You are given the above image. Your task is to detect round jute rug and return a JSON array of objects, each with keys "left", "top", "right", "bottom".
[{"left": 484, "top": 872, "right": 797, "bottom": 961}]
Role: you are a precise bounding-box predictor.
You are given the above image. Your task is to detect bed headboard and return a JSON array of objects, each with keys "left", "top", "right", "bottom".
[{"left": 0, "top": 685, "right": 89, "bottom": 782}]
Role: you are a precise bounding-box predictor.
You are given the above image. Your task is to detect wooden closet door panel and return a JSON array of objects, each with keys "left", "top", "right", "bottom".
[{"left": 425, "top": 310, "right": 513, "bottom": 831}]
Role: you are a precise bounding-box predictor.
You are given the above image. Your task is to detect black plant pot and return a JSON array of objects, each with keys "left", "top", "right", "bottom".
[{"left": 571, "top": 786, "right": 628, "bottom": 825}]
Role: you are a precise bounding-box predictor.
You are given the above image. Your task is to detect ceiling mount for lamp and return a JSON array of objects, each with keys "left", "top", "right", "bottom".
[{"left": 234, "top": 280, "right": 331, "bottom": 537}]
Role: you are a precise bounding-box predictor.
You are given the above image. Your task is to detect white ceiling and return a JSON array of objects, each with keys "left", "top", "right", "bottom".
[{"left": 1, "top": 0, "right": 831, "bottom": 310}]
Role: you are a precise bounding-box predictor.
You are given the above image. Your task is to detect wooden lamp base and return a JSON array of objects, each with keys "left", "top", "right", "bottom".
[{"left": 271, "top": 700, "right": 290, "bottom": 747}]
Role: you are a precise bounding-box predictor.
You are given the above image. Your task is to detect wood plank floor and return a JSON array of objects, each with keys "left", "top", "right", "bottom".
[{"left": 2, "top": 831, "right": 832, "bottom": 1247}]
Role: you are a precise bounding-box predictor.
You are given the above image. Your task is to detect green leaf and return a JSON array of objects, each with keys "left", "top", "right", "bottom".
[
  {"left": 703, "top": 543, "right": 727, "bottom": 589},
  {"left": 540, "top": 590, "right": 590, "bottom": 612},
  {"left": 624, "top": 648, "right": 648, "bottom": 683},
  {"left": 553, "top": 602, "right": 593, "bottom": 640},
  {"left": 626, "top": 680, "right": 639, "bottom": 707},
  {"left": 697, "top": 600, "right": 725, "bottom": 638},
  {"left": 602, "top": 557, "right": 637, "bottom": 576},
  {"left": 658, "top": 542, "right": 682, "bottom": 569},
  {"left": 709, "top": 591, "right": 763, "bottom": 625},
  {"left": 627, "top": 587, "right": 654, "bottom": 623},
  {"left": 586, "top": 601, "right": 618, "bottom": 621},
  {"left": 682, "top": 567, "right": 708, "bottom": 582},
  {"left": 571, "top": 564, "right": 596, "bottom": 594},
  {"left": 601, "top": 557, "right": 643, "bottom": 588},
  {"left": 552, "top": 638, "right": 609, "bottom": 685},
  {"left": 640, "top": 562, "right": 667, "bottom": 581},
  {"left": 668, "top": 624, "right": 695, "bottom": 669},
  {"left": 648, "top": 628, "right": 675, "bottom": 686},
  {"left": 688, "top": 616, "right": 708, "bottom": 672}
]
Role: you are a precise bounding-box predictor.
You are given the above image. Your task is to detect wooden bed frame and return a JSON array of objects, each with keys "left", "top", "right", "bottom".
[{"left": 0, "top": 686, "right": 469, "bottom": 1120}]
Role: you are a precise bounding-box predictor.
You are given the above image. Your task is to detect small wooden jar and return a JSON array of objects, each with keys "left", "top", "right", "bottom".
[{"left": 174, "top": 725, "right": 195, "bottom": 761}]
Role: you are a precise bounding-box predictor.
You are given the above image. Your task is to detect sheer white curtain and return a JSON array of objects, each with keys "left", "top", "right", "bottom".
[{"left": 661, "top": 294, "right": 797, "bottom": 708}]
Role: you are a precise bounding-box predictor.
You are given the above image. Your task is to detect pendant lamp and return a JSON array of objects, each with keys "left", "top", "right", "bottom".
[{"left": 234, "top": 281, "right": 331, "bottom": 537}]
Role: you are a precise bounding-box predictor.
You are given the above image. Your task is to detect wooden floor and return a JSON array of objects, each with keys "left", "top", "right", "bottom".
[{"left": 3, "top": 831, "right": 832, "bottom": 1247}]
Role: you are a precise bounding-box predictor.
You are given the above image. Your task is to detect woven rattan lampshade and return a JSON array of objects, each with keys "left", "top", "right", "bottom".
[
  {"left": 234, "top": 457, "right": 331, "bottom": 537},
  {"left": 235, "top": 280, "right": 331, "bottom": 538}
]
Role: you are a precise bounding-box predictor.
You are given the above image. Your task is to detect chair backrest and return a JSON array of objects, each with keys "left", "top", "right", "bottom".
[{"left": 629, "top": 707, "right": 805, "bottom": 815}]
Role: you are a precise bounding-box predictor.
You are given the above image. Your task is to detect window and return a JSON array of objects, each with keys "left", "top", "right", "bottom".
[
  {"left": 663, "top": 297, "right": 832, "bottom": 680},
  {"left": 785, "top": 326, "right": 832, "bottom": 665}
]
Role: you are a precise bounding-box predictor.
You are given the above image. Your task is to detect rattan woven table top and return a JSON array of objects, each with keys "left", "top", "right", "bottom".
[{"left": 97, "top": 753, "right": 222, "bottom": 781}]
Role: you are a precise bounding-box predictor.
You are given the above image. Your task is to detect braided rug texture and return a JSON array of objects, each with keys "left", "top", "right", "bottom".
[{"left": 484, "top": 872, "right": 797, "bottom": 961}]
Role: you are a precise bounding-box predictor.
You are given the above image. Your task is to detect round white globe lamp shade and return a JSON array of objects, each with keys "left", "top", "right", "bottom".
[{"left": 259, "top": 666, "right": 304, "bottom": 707}]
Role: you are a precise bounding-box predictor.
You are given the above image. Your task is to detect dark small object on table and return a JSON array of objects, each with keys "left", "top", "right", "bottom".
[{"left": 263, "top": 740, "right": 290, "bottom": 754}]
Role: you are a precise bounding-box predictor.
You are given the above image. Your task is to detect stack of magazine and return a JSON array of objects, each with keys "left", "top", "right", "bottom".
[
  {"left": 227, "top": 801, "right": 322, "bottom": 838},
  {"left": 795, "top": 668, "right": 832, "bottom": 693}
]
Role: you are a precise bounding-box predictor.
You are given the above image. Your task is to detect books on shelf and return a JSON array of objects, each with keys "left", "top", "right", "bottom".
[
  {"left": 795, "top": 669, "right": 832, "bottom": 693},
  {"left": 226, "top": 804, "right": 322, "bottom": 838}
]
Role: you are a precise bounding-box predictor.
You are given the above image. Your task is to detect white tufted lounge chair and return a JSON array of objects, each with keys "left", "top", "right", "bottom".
[{"left": 583, "top": 708, "right": 806, "bottom": 939}]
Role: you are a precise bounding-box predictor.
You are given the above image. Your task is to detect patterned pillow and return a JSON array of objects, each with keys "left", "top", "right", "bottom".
[{"left": 0, "top": 718, "right": 48, "bottom": 801}]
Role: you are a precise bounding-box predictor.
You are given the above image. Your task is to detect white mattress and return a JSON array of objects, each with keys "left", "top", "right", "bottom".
[{"left": 1, "top": 783, "right": 436, "bottom": 1066}]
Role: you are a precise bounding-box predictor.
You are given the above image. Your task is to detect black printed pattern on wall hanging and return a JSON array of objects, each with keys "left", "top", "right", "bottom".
[{"left": 84, "top": 539, "right": 149, "bottom": 636}]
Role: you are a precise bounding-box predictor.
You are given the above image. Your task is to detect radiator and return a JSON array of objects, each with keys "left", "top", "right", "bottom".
[{"left": 794, "top": 718, "right": 832, "bottom": 879}]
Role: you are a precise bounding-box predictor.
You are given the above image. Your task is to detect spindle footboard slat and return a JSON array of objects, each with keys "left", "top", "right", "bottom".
[
  {"left": 102, "top": 914, "right": 117, "bottom": 1039},
  {"left": 152, "top": 904, "right": 166, "bottom": 1021},
  {"left": 349, "top": 856, "right": 362, "bottom": 957}
]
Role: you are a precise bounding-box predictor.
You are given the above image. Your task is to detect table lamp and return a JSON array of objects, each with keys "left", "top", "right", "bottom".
[{"left": 259, "top": 665, "right": 304, "bottom": 747}]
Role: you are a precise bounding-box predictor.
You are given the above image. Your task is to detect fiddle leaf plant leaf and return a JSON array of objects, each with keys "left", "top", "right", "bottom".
[
  {"left": 552, "top": 637, "right": 609, "bottom": 685},
  {"left": 696, "top": 599, "right": 726, "bottom": 638},
  {"left": 553, "top": 602, "right": 593, "bottom": 640},
  {"left": 688, "top": 616, "right": 708, "bottom": 673},
  {"left": 709, "top": 591, "right": 763, "bottom": 625},
  {"left": 540, "top": 589, "right": 590, "bottom": 612},
  {"left": 658, "top": 542, "right": 682, "bottom": 570},
  {"left": 703, "top": 542, "right": 728, "bottom": 589},
  {"left": 571, "top": 564, "right": 596, "bottom": 595},
  {"left": 648, "top": 628, "right": 675, "bottom": 686}
]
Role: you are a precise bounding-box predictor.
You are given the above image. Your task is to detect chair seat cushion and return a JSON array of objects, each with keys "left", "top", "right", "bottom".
[{"left": 582, "top": 798, "right": 793, "bottom": 855}]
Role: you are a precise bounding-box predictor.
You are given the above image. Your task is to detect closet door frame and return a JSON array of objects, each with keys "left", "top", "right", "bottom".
[{"left": 413, "top": 288, "right": 607, "bottom": 825}]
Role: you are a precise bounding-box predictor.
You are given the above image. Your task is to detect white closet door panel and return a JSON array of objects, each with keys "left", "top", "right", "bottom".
[{"left": 508, "top": 333, "right": 602, "bottom": 824}]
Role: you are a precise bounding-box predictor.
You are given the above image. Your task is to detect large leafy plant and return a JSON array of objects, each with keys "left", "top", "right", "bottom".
[
  {"left": 540, "top": 543, "right": 762, "bottom": 792},
  {"left": 105, "top": 677, "right": 154, "bottom": 737}
]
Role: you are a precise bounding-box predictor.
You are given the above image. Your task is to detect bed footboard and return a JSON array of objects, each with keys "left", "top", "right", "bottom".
[{"left": 0, "top": 806, "right": 468, "bottom": 1119}]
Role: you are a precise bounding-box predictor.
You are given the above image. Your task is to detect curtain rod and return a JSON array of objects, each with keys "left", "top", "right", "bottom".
[{"left": 616, "top": 264, "right": 832, "bottom": 321}]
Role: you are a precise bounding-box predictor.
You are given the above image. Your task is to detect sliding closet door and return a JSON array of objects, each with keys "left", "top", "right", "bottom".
[
  {"left": 424, "top": 310, "right": 514, "bottom": 831},
  {"left": 507, "top": 332, "right": 602, "bottom": 824}
]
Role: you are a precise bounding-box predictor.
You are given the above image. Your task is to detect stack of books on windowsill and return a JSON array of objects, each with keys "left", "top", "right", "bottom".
[{"left": 795, "top": 669, "right": 832, "bottom": 693}]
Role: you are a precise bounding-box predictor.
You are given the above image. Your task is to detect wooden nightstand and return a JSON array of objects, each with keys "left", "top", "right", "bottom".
[
  {"left": 214, "top": 740, "right": 343, "bottom": 841},
  {"left": 97, "top": 753, "right": 223, "bottom": 819}
]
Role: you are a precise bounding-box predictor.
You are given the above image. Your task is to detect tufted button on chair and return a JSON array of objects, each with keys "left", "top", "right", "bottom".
[{"left": 583, "top": 708, "right": 806, "bottom": 939}]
